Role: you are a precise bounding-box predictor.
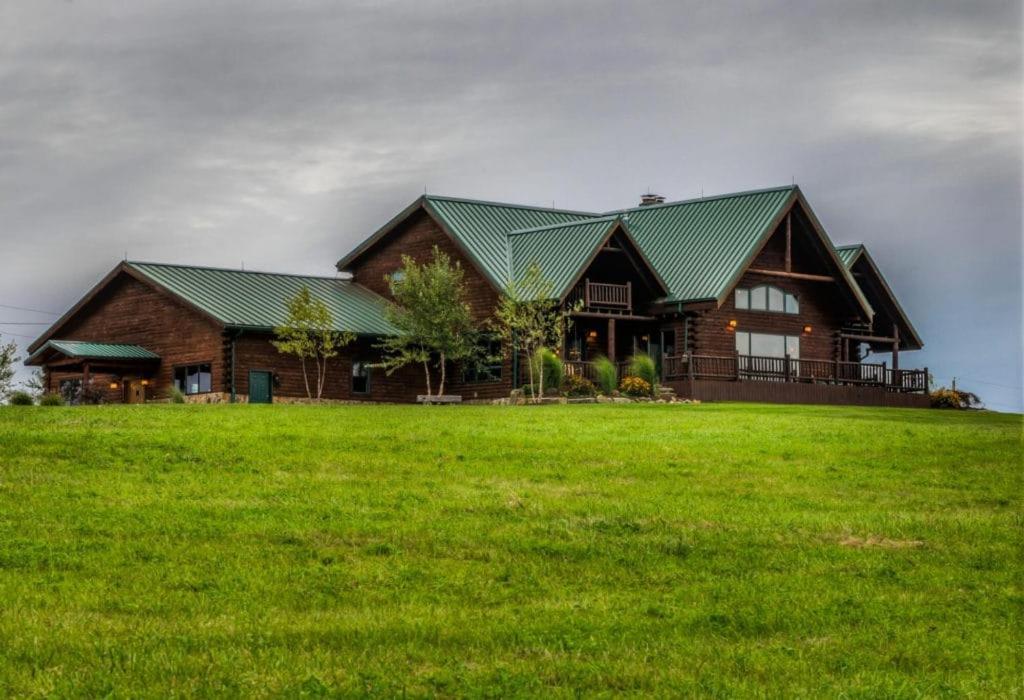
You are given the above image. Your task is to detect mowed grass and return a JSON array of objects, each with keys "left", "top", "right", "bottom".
[{"left": 0, "top": 403, "right": 1020, "bottom": 698}]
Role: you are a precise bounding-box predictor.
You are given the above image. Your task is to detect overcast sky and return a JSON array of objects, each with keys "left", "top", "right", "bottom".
[{"left": 1, "top": 1, "right": 1021, "bottom": 411}]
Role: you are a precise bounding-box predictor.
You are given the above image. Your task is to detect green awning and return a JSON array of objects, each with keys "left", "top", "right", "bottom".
[{"left": 26, "top": 340, "right": 160, "bottom": 366}]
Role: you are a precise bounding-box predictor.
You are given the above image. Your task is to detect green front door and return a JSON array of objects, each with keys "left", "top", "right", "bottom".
[{"left": 248, "top": 371, "right": 272, "bottom": 404}]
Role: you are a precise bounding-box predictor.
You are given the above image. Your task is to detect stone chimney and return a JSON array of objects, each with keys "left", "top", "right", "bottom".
[{"left": 639, "top": 193, "right": 666, "bottom": 206}]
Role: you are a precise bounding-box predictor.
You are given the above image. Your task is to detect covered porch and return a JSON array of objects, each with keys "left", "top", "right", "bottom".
[{"left": 26, "top": 340, "right": 161, "bottom": 404}]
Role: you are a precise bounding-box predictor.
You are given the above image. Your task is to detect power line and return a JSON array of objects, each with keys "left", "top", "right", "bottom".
[
  {"left": 0, "top": 322, "right": 50, "bottom": 325},
  {"left": 0, "top": 303, "right": 58, "bottom": 315}
]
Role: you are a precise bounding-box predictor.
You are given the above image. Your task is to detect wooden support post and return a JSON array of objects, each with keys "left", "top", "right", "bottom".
[
  {"left": 82, "top": 362, "right": 90, "bottom": 387},
  {"left": 785, "top": 212, "right": 792, "bottom": 273},
  {"left": 607, "top": 317, "right": 616, "bottom": 361},
  {"left": 784, "top": 354, "right": 791, "bottom": 382},
  {"left": 687, "top": 350, "right": 695, "bottom": 398},
  {"left": 891, "top": 323, "right": 900, "bottom": 371},
  {"left": 626, "top": 281, "right": 632, "bottom": 312},
  {"left": 584, "top": 278, "right": 590, "bottom": 309}
]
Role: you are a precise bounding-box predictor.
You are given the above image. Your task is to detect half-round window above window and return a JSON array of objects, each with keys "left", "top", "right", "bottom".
[{"left": 735, "top": 285, "right": 798, "bottom": 315}]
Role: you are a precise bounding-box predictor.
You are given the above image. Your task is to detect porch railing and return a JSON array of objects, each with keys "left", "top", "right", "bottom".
[
  {"left": 566, "top": 279, "right": 632, "bottom": 312},
  {"left": 661, "top": 354, "right": 928, "bottom": 393}
]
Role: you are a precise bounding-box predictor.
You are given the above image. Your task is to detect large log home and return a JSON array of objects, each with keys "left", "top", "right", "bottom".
[{"left": 26, "top": 185, "right": 927, "bottom": 407}]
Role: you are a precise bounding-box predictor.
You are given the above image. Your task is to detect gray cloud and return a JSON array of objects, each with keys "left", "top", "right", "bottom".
[{"left": 1, "top": 0, "right": 1020, "bottom": 409}]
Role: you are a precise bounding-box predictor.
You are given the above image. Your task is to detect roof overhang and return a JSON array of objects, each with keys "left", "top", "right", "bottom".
[
  {"left": 26, "top": 340, "right": 161, "bottom": 367},
  {"left": 845, "top": 246, "right": 924, "bottom": 350}
]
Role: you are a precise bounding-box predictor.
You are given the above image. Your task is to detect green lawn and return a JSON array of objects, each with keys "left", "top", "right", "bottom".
[{"left": 0, "top": 403, "right": 1020, "bottom": 697}]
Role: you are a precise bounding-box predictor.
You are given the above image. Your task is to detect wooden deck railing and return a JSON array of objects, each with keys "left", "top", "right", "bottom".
[
  {"left": 661, "top": 354, "right": 928, "bottom": 393},
  {"left": 566, "top": 279, "right": 631, "bottom": 312}
]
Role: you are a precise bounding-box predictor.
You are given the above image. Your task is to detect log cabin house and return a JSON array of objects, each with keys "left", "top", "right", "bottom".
[{"left": 25, "top": 185, "right": 928, "bottom": 407}]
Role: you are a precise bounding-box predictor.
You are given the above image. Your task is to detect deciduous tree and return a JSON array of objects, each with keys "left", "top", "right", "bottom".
[{"left": 272, "top": 286, "right": 354, "bottom": 400}]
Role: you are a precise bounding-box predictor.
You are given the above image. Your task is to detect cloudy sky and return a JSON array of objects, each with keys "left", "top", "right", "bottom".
[{"left": 1, "top": 1, "right": 1020, "bottom": 410}]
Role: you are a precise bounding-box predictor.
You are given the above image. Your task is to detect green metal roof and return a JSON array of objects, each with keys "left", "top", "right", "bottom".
[
  {"left": 424, "top": 196, "right": 599, "bottom": 287},
  {"left": 618, "top": 187, "right": 797, "bottom": 303},
  {"left": 835, "top": 244, "right": 864, "bottom": 268},
  {"left": 28, "top": 339, "right": 159, "bottom": 363},
  {"left": 128, "top": 262, "right": 395, "bottom": 335},
  {"left": 507, "top": 217, "right": 620, "bottom": 299}
]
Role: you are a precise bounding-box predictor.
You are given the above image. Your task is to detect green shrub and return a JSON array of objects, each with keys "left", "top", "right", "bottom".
[
  {"left": 930, "top": 387, "right": 981, "bottom": 409},
  {"left": 629, "top": 353, "right": 657, "bottom": 390},
  {"left": 620, "top": 375, "right": 652, "bottom": 397},
  {"left": 593, "top": 356, "right": 618, "bottom": 395},
  {"left": 8, "top": 391, "right": 34, "bottom": 406},
  {"left": 39, "top": 393, "right": 64, "bottom": 406},
  {"left": 562, "top": 374, "right": 597, "bottom": 397},
  {"left": 530, "top": 348, "right": 564, "bottom": 393},
  {"left": 167, "top": 386, "right": 186, "bottom": 404}
]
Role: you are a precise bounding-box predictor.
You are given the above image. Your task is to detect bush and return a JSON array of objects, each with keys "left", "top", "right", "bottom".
[
  {"left": 39, "top": 393, "right": 64, "bottom": 406},
  {"left": 628, "top": 353, "right": 657, "bottom": 390},
  {"left": 530, "top": 348, "right": 564, "bottom": 394},
  {"left": 930, "top": 387, "right": 981, "bottom": 409},
  {"left": 167, "top": 386, "right": 186, "bottom": 404},
  {"left": 8, "top": 391, "right": 34, "bottom": 406},
  {"left": 562, "top": 374, "right": 597, "bottom": 397},
  {"left": 620, "top": 375, "right": 652, "bottom": 397},
  {"left": 593, "top": 356, "right": 618, "bottom": 395}
]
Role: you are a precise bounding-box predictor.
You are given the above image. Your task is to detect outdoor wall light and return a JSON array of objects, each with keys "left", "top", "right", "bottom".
[
  {"left": 727, "top": 319, "right": 737, "bottom": 332},
  {"left": 140, "top": 379, "right": 149, "bottom": 386},
  {"left": 586, "top": 330, "right": 598, "bottom": 339},
  {"left": 109, "top": 382, "right": 119, "bottom": 390},
  {"left": 803, "top": 325, "right": 813, "bottom": 334}
]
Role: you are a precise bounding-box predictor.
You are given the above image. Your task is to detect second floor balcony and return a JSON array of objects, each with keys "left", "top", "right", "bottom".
[{"left": 566, "top": 279, "right": 633, "bottom": 315}]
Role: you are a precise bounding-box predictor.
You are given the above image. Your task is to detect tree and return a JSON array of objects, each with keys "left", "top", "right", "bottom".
[
  {"left": 491, "top": 263, "right": 576, "bottom": 402},
  {"left": 272, "top": 286, "right": 354, "bottom": 400},
  {"left": 377, "top": 247, "right": 479, "bottom": 397},
  {"left": 0, "top": 338, "right": 17, "bottom": 403},
  {"left": 22, "top": 369, "right": 45, "bottom": 400}
]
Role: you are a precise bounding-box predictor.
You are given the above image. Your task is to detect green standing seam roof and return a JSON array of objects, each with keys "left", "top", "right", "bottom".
[
  {"left": 424, "top": 196, "right": 600, "bottom": 288},
  {"left": 618, "top": 187, "right": 797, "bottom": 303},
  {"left": 28, "top": 340, "right": 160, "bottom": 363},
  {"left": 507, "top": 217, "right": 621, "bottom": 299},
  {"left": 127, "top": 262, "right": 395, "bottom": 335},
  {"left": 835, "top": 244, "right": 865, "bottom": 268}
]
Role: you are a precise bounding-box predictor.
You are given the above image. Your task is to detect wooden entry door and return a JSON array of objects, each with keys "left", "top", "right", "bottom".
[
  {"left": 248, "top": 371, "right": 273, "bottom": 404},
  {"left": 127, "top": 380, "right": 145, "bottom": 404}
]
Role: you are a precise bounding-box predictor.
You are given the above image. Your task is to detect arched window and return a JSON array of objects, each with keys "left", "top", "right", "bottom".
[{"left": 734, "top": 284, "right": 798, "bottom": 314}]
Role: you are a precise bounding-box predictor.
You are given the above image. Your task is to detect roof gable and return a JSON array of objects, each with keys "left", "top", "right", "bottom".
[
  {"left": 835, "top": 244, "right": 923, "bottom": 349},
  {"left": 507, "top": 217, "right": 620, "bottom": 299}
]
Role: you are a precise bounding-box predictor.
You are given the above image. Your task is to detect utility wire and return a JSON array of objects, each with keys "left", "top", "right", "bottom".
[
  {"left": 0, "top": 322, "right": 50, "bottom": 325},
  {"left": 0, "top": 303, "right": 58, "bottom": 315}
]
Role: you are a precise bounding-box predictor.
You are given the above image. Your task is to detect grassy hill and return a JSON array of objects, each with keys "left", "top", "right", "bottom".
[{"left": 0, "top": 403, "right": 1019, "bottom": 697}]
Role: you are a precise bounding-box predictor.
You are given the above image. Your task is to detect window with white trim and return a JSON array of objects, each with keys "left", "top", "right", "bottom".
[
  {"left": 735, "top": 285, "right": 798, "bottom": 314},
  {"left": 735, "top": 332, "right": 800, "bottom": 359}
]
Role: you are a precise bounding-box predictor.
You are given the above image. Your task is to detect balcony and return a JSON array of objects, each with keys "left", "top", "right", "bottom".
[{"left": 566, "top": 279, "right": 633, "bottom": 315}]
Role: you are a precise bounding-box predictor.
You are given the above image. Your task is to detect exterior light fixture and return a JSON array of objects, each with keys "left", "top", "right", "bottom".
[
  {"left": 140, "top": 379, "right": 149, "bottom": 387},
  {"left": 727, "top": 319, "right": 737, "bottom": 332},
  {"left": 586, "top": 330, "right": 598, "bottom": 339},
  {"left": 803, "top": 325, "right": 813, "bottom": 334},
  {"left": 109, "top": 382, "right": 119, "bottom": 390}
]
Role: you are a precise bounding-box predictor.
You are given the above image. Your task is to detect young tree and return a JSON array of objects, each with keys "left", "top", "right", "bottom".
[
  {"left": 272, "top": 286, "right": 354, "bottom": 400},
  {"left": 0, "top": 339, "right": 17, "bottom": 403},
  {"left": 491, "top": 263, "right": 575, "bottom": 402},
  {"left": 377, "top": 247, "right": 479, "bottom": 397},
  {"left": 22, "top": 369, "right": 45, "bottom": 400}
]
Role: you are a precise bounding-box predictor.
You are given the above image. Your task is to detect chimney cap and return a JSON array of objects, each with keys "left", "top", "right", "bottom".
[{"left": 639, "top": 192, "right": 666, "bottom": 206}]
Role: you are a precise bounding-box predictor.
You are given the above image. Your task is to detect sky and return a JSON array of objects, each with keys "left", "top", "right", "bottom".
[{"left": 1, "top": 1, "right": 1021, "bottom": 411}]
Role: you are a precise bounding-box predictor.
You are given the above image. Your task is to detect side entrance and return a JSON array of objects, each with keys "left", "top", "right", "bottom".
[{"left": 248, "top": 370, "right": 273, "bottom": 404}]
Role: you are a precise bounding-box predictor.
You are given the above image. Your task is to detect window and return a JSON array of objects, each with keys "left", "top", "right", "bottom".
[
  {"left": 351, "top": 360, "right": 370, "bottom": 394},
  {"left": 173, "top": 363, "right": 212, "bottom": 394},
  {"left": 463, "top": 337, "right": 503, "bottom": 383},
  {"left": 735, "top": 332, "right": 800, "bottom": 358},
  {"left": 734, "top": 284, "right": 798, "bottom": 315}
]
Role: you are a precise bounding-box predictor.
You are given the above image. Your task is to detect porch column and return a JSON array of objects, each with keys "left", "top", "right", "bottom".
[
  {"left": 82, "top": 362, "right": 90, "bottom": 387},
  {"left": 891, "top": 324, "right": 900, "bottom": 371},
  {"left": 607, "top": 318, "right": 616, "bottom": 361}
]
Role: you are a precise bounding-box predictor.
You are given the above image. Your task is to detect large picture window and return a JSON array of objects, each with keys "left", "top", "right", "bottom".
[
  {"left": 735, "top": 285, "right": 799, "bottom": 314},
  {"left": 173, "top": 363, "right": 212, "bottom": 394},
  {"left": 735, "top": 332, "right": 800, "bottom": 359}
]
